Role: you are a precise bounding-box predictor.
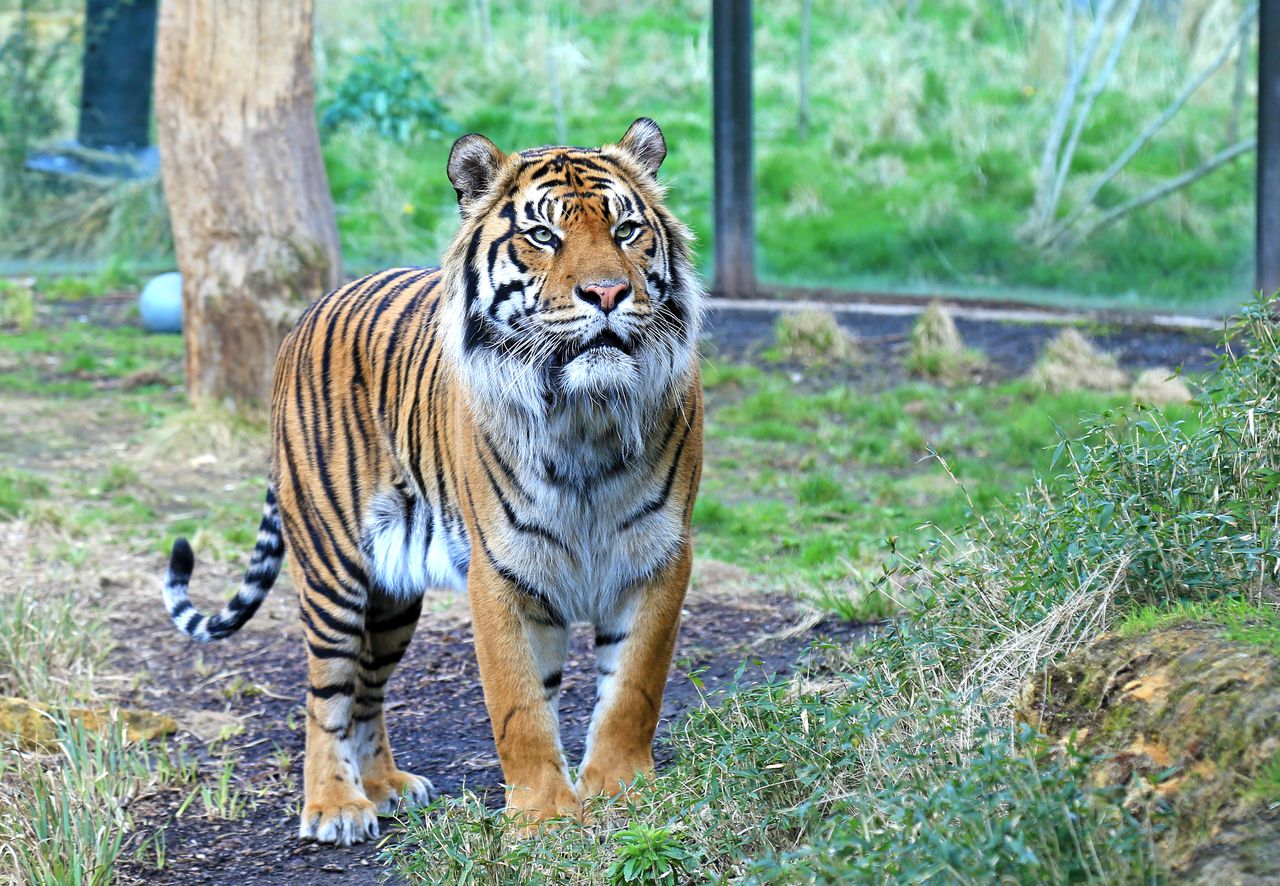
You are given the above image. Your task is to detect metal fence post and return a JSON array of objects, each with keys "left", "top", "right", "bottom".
[
  {"left": 79, "top": 0, "right": 158, "bottom": 151},
  {"left": 1259, "top": 0, "right": 1279, "bottom": 296},
  {"left": 712, "top": 0, "right": 756, "bottom": 298}
]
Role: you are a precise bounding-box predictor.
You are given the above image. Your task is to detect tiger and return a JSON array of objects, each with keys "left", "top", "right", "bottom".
[{"left": 161, "top": 119, "right": 704, "bottom": 846}]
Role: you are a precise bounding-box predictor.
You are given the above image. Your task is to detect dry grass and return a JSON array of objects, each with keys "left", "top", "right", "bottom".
[
  {"left": 1030, "top": 327, "right": 1129, "bottom": 393},
  {"left": 905, "top": 301, "right": 984, "bottom": 384},
  {"left": 1131, "top": 367, "right": 1194, "bottom": 406},
  {"left": 773, "top": 309, "right": 861, "bottom": 367}
]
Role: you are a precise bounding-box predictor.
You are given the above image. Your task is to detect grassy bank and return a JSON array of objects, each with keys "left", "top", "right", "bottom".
[
  {"left": 312, "top": 0, "right": 1256, "bottom": 311},
  {"left": 382, "top": 302, "right": 1276, "bottom": 883}
]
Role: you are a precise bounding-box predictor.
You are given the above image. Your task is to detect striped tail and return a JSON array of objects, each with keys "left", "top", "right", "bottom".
[{"left": 163, "top": 485, "right": 286, "bottom": 642}]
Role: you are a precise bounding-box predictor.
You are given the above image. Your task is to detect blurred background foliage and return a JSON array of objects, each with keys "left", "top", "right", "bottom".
[{"left": 0, "top": 0, "right": 1261, "bottom": 312}]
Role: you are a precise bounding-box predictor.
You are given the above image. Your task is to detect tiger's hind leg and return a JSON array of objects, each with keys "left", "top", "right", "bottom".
[
  {"left": 353, "top": 593, "right": 436, "bottom": 813},
  {"left": 294, "top": 558, "right": 380, "bottom": 846}
]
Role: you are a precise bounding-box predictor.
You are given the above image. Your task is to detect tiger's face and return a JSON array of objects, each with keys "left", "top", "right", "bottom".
[{"left": 441, "top": 119, "right": 701, "bottom": 439}]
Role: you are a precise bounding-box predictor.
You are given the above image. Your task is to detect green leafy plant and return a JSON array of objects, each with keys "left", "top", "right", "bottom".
[
  {"left": 0, "top": 2, "right": 76, "bottom": 206},
  {"left": 320, "top": 23, "right": 456, "bottom": 144},
  {"left": 606, "top": 823, "right": 700, "bottom": 885}
]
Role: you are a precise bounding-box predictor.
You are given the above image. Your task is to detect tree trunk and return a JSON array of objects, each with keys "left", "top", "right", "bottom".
[{"left": 155, "top": 0, "right": 340, "bottom": 414}]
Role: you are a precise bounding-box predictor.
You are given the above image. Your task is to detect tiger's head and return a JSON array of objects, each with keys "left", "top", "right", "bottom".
[{"left": 440, "top": 119, "right": 702, "bottom": 446}]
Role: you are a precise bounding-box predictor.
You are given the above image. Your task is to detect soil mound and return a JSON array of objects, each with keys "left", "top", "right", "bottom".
[{"left": 1017, "top": 625, "right": 1280, "bottom": 883}]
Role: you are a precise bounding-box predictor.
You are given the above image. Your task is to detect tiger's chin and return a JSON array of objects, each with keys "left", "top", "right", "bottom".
[{"left": 559, "top": 347, "right": 641, "bottom": 399}]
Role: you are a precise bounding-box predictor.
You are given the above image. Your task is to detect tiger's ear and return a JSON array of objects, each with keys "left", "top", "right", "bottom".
[
  {"left": 617, "top": 118, "right": 666, "bottom": 176},
  {"left": 447, "top": 133, "right": 506, "bottom": 209}
]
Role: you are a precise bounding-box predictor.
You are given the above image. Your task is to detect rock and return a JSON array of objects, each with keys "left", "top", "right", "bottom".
[
  {"left": 1131, "top": 367, "right": 1194, "bottom": 407},
  {"left": 0, "top": 696, "right": 177, "bottom": 747},
  {"left": 139, "top": 271, "right": 183, "bottom": 334},
  {"left": 1017, "top": 625, "right": 1280, "bottom": 880}
]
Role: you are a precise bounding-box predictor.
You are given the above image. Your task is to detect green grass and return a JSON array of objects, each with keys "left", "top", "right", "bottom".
[
  {"left": 1246, "top": 750, "right": 1280, "bottom": 804},
  {"left": 385, "top": 297, "right": 1278, "bottom": 884},
  {"left": 0, "top": 586, "right": 111, "bottom": 702},
  {"left": 310, "top": 0, "right": 1253, "bottom": 311},
  {"left": 695, "top": 357, "right": 1199, "bottom": 616},
  {"left": 1118, "top": 596, "right": 1280, "bottom": 654},
  {"left": 0, "top": 0, "right": 1256, "bottom": 310},
  {"left": 0, "top": 468, "right": 48, "bottom": 518},
  {"left": 0, "top": 322, "right": 183, "bottom": 396}
]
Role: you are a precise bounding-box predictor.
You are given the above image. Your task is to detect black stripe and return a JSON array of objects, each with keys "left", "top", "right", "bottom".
[
  {"left": 299, "top": 603, "right": 359, "bottom": 646},
  {"left": 479, "top": 456, "right": 573, "bottom": 556},
  {"left": 542, "top": 671, "right": 563, "bottom": 689},
  {"left": 464, "top": 483, "right": 566, "bottom": 628},
  {"left": 307, "top": 641, "right": 358, "bottom": 660},
  {"left": 361, "top": 649, "right": 407, "bottom": 671},
  {"left": 618, "top": 408, "right": 695, "bottom": 530},
  {"left": 310, "top": 682, "right": 355, "bottom": 699},
  {"left": 595, "top": 631, "right": 628, "bottom": 647},
  {"left": 367, "top": 603, "right": 423, "bottom": 634},
  {"left": 481, "top": 432, "right": 530, "bottom": 501}
]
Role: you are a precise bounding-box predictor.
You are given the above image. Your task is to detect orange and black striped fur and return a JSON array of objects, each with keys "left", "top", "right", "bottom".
[{"left": 162, "top": 119, "right": 703, "bottom": 845}]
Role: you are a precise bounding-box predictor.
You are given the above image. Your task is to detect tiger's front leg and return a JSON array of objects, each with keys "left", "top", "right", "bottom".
[
  {"left": 578, "top": 542, "right": 691, "bottom": 801},
  {"left": 468, "top": 556, "right": 577, "bottom": 825}
]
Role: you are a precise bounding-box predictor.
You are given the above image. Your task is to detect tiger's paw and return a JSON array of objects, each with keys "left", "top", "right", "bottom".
[
  {"left": 576, "top": 753, "right": 654, "bottom": 802},
  {"left": 298, "top": 794, "right": 380, "bottom": 846},
  {"left": 503, "top": 780, "right": 581, "bottom": 833},
  {"left": 365, "top": 770, "right": 436, "bottom": 815}
]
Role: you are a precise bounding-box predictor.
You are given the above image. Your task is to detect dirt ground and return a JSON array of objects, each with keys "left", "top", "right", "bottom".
[
  {"left": 112, "top": 564, "right": 862, "bottom": 885},
  {"left": 0, "top": 295, "right": 1222, "bottom": 884}
]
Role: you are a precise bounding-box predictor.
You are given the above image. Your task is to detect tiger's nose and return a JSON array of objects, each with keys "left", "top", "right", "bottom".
[{"left": 575, "top": 280, "right": 631, "bottom": 314}]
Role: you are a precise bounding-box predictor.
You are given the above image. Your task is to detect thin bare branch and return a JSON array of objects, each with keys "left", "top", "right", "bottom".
[
  {"left": 1048, "top": 0, "right": 1144, "bottom": 222},
  {"left": 1071, "top": 137, "right": 1255, "bottom": 242},
  {"left": 798, "top": 0, "right": 812, "bottom": 138},
  {"left": 1045, "top": 2, "right": 1259, "bottom": 246},
  {"left": 1030, "top": 0, "right": 1118, "bottom": 235}
]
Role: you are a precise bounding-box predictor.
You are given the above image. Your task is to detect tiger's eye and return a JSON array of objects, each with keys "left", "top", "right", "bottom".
[
  {"left": 529, "top": 226, "right": 555, "bottom": 244},
  {"left": 614, "top": 221, "right": 637, "bottom": 241}
]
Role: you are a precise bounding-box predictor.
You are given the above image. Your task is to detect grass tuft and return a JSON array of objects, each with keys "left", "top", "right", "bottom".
[
  {"left": 0, "top": 587, "right": 111, "bottom": 702},
  {"left": 1030, "top": 327, "right": 1129, "bottom": 393},
  {"left": 772, "top": 310, "right": 861, "bottom": 367},
  {"left": 1130, "top": 366, "right": 1194, "bottom": 406},
  {"left": 905, "top": 302, "right": 984, "bottom": 384}
]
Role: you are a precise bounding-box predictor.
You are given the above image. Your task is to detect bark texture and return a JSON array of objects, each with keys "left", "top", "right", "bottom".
[{"left": 155, "top": 0, "right": 340, "bottom": 412}]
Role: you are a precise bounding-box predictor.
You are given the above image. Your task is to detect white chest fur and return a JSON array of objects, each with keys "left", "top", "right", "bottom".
[{"left": 361, "top": 401, "right": 687, "bottom": 624}]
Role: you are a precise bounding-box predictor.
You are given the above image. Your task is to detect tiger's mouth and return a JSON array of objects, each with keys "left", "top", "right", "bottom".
[{"left": 561, "top": 329, "right": 633, "bottom": 361}]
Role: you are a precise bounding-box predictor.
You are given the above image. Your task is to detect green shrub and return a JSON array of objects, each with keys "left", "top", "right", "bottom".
[
  {"left": 607, "top": 823, "right": 699, "bottom": 885},
  {"left": 320, "top": 23, "right": 456, "bottom": 144}
]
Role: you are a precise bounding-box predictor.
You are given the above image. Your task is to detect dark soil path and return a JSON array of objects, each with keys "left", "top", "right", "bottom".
[
  {"left": 114, "top": 573, "right": 865, "bottom": 886},
  {"left": 705, "top": 302, "right": 1222, "bottom": 388}
]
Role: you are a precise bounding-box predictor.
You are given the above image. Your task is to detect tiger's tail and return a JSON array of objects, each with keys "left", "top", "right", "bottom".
[{"left": 163, "top": 485, "right": 285, "bottom": 643}]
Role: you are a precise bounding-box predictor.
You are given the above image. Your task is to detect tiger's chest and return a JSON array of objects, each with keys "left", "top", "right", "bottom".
[
  {"left": 363, "top": 413, "right": 688, "bottom": 624},
  {"left": 490, "top": 465, "right": 687, "bottom": 623}
]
